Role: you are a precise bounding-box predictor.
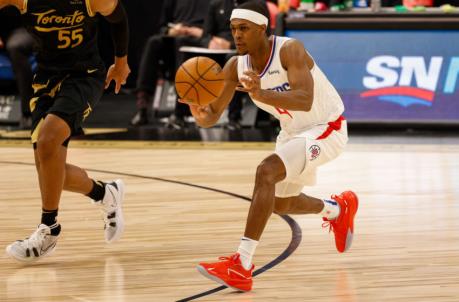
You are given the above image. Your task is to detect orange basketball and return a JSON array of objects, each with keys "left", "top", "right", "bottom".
[{"left": 175, "top": 56, "right": 224, "bottom": 106}]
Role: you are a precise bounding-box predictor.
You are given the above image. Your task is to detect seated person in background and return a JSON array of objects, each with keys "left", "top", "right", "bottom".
[
  {"left": 201, "top": 0, "right": 271, "bottom": 130},
  {"left": 130, "top": 0, "right": 210, "bottom": 127},
  {"left": 0, "top": 6, "right": 35, "bottom": 129}
]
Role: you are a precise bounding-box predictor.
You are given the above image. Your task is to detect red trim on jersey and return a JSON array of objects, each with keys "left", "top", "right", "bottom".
[
  {"left": 316, "top": 115, "right": 345, "bottom": 140},
  {"left": 275, "top": 107, "right": 293, "bottom": 118}
]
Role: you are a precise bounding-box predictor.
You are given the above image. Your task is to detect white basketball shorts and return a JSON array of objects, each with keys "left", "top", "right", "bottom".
[{"left": 274, "top": 117, "right": 348, "bottom": 198}]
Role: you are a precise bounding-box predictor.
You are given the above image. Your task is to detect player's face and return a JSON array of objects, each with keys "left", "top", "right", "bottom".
[{"left": 230, "top": 19, "right": 265, "bottom": 55}]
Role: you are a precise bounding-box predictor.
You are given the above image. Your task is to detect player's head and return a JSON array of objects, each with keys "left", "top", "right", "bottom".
[{"left": 230, "top": 1, "right": 270, "bottom": 55}]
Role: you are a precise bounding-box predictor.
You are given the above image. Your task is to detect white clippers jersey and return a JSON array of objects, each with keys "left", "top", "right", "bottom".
[{"left": 237, "top": 36, "right": 344, "bottom": 135}]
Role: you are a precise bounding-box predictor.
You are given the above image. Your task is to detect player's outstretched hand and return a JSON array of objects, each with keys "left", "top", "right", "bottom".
[
  {"left": 105, "top": 56, "right": 131, "bottom": 94},
  {"left": 178, "top": 99, "right": 214, "bottom": 123}
]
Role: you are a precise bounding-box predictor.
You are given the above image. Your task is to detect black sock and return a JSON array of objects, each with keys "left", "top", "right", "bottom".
[
  {"left": 49, "top": 223, "right": 61, "bottom": 236},
  {"left": 41, "top": 208, "right": 58, "bottom": 226},
  {"left": 87, "top": 180, "right": 106, "bottom": 201}
]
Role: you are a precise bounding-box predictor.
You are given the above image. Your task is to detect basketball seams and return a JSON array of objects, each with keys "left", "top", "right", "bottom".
[
  {"left": 196, "top": 57, "right": 216, "bottom": 78},
  {"left": 199, "top": 68, "right": 224, "bottom": 82},
  {"left": 198, "top": 57, "right": 224, "bottom": 81},
  {"left": 183, "top": 85, "right": 199, "bottom": 104},
  {"left": 195, "top": 81, "right": 219, "bottom": 99},
  {"left": 181, "top": 57, "right": 218, "bottom": 105},
  {"left": 175, "top": 56, "right": 224, "bottom": 105},
  {"left": 179, "top": 65, "right": 201, "bottom": 101}
]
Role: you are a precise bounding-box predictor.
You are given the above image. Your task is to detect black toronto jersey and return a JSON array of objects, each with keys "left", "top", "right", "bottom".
[{"left": 21, "top": 0, "right": 105, "bottom": 72}]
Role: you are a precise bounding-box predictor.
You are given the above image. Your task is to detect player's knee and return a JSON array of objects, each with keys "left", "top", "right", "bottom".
[
  {"left": 36, "top": 133, "right": 62, "bottom": 160},
  {"left": 255, "top": 160, "right": 278, "bottom": 185}
]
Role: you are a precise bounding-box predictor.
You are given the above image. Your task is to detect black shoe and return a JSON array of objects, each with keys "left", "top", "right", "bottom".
[
  {"left": 130, "top": 109, "right": 148, "bottom": 126},
  {"left": 165, "top": 114, "right": 185, "bottom": 130},
  {"left": 226, "top": 120, "right": 242, "bottom": 131}
]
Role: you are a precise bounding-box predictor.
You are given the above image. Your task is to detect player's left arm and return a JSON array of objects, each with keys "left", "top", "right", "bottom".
[
  {"left": 0, "top": 0, "right": 25, "bottom": 11},
  {"left": 237, "top": 39, "right": 314, "bottom": 111},
  {"left": 90, "top": 0, "right": 131, "bottom": 94}
]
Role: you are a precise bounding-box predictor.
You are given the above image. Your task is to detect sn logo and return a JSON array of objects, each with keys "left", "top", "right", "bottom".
[{"left": 363, "top": 56, "right": 459, "bottom": 93}]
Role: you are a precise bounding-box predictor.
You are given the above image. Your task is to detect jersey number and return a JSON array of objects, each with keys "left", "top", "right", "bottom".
[{"left": 58, "top": 29, "right": 83, "bottom": 49}]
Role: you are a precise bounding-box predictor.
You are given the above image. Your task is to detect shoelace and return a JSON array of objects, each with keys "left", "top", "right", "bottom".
[
  {"left": 322, "top": 220, "right": 334, "bottom": 233},
  {"left": 218, "top": 254, "right": 255, "bottom": 272},
  {"left": 25, "top": 227, "right": 48, "bottom": 249},
  {"left": 218, "top": 254, "right": 240, "bottom": 264}
]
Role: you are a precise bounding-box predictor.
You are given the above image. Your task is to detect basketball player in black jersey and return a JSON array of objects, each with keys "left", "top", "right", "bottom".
[{"left": 0, "top": 0, "right": 130, "bottom": 262}]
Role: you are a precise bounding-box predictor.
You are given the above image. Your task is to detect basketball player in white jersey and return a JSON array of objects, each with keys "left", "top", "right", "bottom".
[{"left": 180, "top": 1, "right": 359, "bottom": 291}]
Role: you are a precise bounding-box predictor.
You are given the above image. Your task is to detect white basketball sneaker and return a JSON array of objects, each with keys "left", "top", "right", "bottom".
[
  {"left": 6, "top": 224, "right": 58, "bottom": 263},
  {"left": 97, "top": 179, "right": 125, "bottom": 243}
]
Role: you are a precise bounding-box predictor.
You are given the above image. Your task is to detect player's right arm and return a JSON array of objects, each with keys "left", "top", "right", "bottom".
[
  {"left": 183, "top": 56, "right": 239, "bottom": 128},
  {"left": 0, "top": 0, "right": 24, "bottom": 11},
  {"left": 90, "top": 0, "right": 130, "bottom": 94}
]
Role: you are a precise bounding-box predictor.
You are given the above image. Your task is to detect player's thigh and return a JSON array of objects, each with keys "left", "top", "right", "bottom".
[
  {"left": 303, "top": 122, "right": 348, "bottom": 170},
  {"left": 274, "top": 137, "right": 308, "bottom": 198},
  {"left": 50, "top": 74, "right": 104, "bottom": 135}
]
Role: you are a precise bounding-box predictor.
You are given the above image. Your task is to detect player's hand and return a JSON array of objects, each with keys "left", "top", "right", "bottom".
[
  {"left": 236, "top": 70, "right": 261, "bottom": 98},
  {"left": 0, "top": 37, "right": 4, "bottom": 49},
  {"left": 105, "top": 56, "right": 131, "bottom": 94},
  {"left": 178, "top": 99, "right": 213, "bottom": 121}
]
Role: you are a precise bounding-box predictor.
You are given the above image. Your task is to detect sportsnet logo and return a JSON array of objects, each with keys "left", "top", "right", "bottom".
[{"left": 361, "top": 56, "right": 459, "bottom": 107}]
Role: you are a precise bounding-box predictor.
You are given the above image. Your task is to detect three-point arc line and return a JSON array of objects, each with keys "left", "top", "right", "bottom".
[{"left": 0, "top": 160, "right": 303, "bottom": 301}]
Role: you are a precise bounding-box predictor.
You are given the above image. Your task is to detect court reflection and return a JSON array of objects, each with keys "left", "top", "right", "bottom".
[{"left": 5, "top": 257, "right": 125, "bottom": 301}]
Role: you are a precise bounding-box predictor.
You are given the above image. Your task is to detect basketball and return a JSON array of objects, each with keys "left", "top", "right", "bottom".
[{"left": 175, "top": 56, "right": 225, "bottom": 106}]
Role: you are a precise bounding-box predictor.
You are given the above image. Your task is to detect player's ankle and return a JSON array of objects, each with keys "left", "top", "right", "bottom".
[
  {"left": 237, "top": 236, "right": 258, "bottom": 270},
  {"left": 320, "top": 199, "right": 340, "bottom": 220}
]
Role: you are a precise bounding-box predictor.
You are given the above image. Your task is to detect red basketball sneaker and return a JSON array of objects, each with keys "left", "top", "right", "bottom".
[
  {"left": 323, "top": 191, "right": 359, "bottom": 253},
  {"left": 197, "top": 253, "right": 254, "bottom": 291}
]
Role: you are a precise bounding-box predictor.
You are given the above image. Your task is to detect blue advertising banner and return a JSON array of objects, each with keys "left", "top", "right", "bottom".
[{"left": 285, "top": 30, "right": 459, "bottom": 123}]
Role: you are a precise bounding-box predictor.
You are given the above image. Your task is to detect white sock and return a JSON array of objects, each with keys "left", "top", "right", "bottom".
[
  {"left": 237, "top": 236, "right": 258, "bottom": 270},
  {"left": 319, "top": 199, "right": 340, "bottom": 220}
]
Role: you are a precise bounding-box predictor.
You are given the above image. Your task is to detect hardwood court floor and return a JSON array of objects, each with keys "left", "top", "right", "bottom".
[{"left": 0, "top": 140, "right": 458, "bottom": 302}]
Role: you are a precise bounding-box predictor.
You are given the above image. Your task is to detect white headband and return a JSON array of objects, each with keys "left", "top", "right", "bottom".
[{"left": 230, "top": 8, "right": 268, "bottom": 26}]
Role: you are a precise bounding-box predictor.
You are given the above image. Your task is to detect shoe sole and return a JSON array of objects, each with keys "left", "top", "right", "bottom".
[
  {"left": 106, "top": 179, "right": 125, "bottom": 243},
  {"left": 196, "top": 265, "right": 251, "bottom": 292},
  {"left": 343, "top": 191, "right": 359, "bottom": 252}
]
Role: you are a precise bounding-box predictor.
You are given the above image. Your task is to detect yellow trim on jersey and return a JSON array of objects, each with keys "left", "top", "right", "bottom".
[
  {"left": 35, "top": 24, "right": 83, "bottom": 32},
  {"left": 31, "top": 118, "right": 44, "bottom": 144},
  {"left": 32, "top": 80, "right": 50, "bottom": 94},
  {"left": 83, "top": 102, "right": 92, "bottom": 120},
  {"left": 30, "top": 77, "right": 66, "bottom": 112},
  {"left": 29, "top": 97, "right": 39, "bottom": 112},
  {"left": 85, "top": 0, "right": 95, "bottom": 17},
  {"left": 47, "top": 80, "right": 65, "bottom": 98}
]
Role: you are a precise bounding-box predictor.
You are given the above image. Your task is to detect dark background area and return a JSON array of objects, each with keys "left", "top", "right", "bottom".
[{"left": 98, "top": 0, "right": 165, "bottom": 88}]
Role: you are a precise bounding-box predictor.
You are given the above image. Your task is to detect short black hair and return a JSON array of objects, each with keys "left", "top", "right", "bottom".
[
  {"left": 235, "top": 0, "right": 271, "bottom": 33},
  {"left": 236, "top": 0, "right": 270, "bottom": 22}
]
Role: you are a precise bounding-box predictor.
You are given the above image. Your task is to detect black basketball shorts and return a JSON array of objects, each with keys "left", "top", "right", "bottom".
[{"left": 30, "top": 69, "right": 105, "bottom": 145}]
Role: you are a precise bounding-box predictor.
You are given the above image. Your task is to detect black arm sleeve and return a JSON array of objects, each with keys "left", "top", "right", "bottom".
[{"left": 104, "top": 1, "right": 129, "bottom": 57}]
